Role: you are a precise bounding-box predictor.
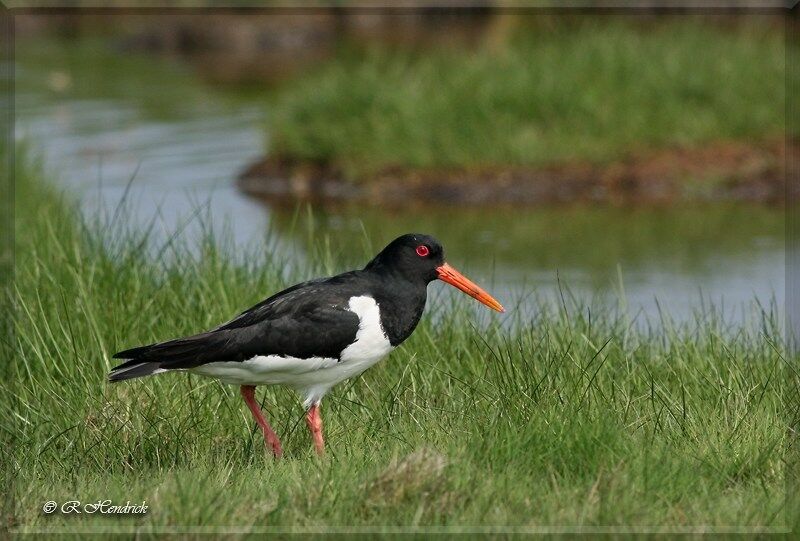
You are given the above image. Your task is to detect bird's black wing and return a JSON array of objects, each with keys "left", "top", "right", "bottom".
[
  {"left": 215, "top": 277, "right": 330, "bottom": 331},
  {"left": 110, "top": 275, "right": 363, "bottom": 379}
]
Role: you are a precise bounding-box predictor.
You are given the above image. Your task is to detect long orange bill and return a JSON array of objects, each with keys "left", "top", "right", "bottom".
[{"left": 436, "top": 262, "right": 505, "bottom": 313}]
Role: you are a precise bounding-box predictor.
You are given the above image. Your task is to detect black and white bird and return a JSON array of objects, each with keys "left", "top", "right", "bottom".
[{"left": 109, "top": 233, "right": 503, "bottom": 456}]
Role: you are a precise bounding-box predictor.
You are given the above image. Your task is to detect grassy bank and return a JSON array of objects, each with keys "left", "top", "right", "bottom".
[
  {"left": 267, "top": 18, "right": 785, "bottom": 181},
  {"left": 7, "top": 161, "right": 787, "bottom": 532}
]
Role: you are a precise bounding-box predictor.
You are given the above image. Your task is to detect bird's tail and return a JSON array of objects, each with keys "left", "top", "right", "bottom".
[
  {"left": 110, "top": 332, "right": 226, "bottom": 382},
  {"left": 109, "top": 343, "right": 165, "bottom": 382},
  {"left": 108, "top": 357, "right": 163, "bottom": 382}
]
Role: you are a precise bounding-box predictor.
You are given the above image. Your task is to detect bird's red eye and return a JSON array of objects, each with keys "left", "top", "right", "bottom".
[{"left": 416, "top": 245, "right": 430, "bottom": 257}]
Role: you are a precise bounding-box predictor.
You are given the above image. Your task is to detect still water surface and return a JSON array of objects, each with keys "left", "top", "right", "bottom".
[{"left": 14, "top": 38, "right": 784, "bottom": 325}]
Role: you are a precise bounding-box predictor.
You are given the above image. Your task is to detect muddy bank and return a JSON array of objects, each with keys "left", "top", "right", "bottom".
[{"left": 238, "top": 139, "right": 792, "bottom": 207}]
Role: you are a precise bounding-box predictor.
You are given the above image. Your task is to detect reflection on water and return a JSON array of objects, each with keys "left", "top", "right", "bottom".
[
  {"left": 15, "top": 38, "right": 271, "bottom": 246},
  {"left": 15, "top": 36, "right": 784, "bottom": 325},
  {"left": 267, "top": 205, "right": 784, "bottom": 325}
]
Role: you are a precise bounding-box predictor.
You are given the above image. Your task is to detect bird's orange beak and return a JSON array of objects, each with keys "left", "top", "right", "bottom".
[{"left": 436, "top": 262, "right": 505, "bottom": 313}]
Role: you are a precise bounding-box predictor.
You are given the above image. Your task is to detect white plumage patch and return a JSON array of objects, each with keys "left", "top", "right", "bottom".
[
  {"left": 190, "top": 295, "right": 393, "bottom": 408},
  {"left": 340, "top": 296, "right": 394, "bottom": 363}
]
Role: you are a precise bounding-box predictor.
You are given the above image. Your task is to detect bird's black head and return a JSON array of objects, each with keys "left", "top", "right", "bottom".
[
  {"left": 364, "top": 233, "right": 444, "bottom": 283},
  {"left": 364, "top": 233, "right": 504, "bottom": 312}
]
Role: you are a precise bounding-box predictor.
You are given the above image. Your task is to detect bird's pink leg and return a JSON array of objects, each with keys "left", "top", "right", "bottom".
[
  {"left": 305, "top": 403, "right": 325, "bottom": 456},
  {"left": 240, "top": 385, "right": 283, "bottom": 458}
]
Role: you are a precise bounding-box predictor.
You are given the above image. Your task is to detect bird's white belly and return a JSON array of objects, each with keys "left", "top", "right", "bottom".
[{"left": 190, "top": 296, "right": 393, "bottom": 408}]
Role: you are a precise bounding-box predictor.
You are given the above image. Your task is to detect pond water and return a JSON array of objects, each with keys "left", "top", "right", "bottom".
[{"left": 14, "top": 37, "right": 785, "bottom": 326}]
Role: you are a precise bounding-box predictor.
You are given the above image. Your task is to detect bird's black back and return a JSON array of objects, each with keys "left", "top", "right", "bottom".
[{"left": 111, "top": 268, "right": 429, "bottom": 375}]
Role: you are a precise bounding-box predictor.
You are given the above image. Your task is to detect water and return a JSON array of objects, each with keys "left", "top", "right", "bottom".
[{"left": 14, "top": 37, "right": 785, "bottom": 325}]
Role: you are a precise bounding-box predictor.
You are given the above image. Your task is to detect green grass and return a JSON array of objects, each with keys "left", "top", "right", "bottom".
[
  {"left": 6, "top": 158, "right": 788, "bottom": 533},
  {"left": 268, "top": 18, "right": 786, "bottom": 180}
]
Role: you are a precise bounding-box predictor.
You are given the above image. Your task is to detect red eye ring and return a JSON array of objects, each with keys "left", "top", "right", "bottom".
[{"left": 416, "top": 245, "right": 430, "bottom": 257}]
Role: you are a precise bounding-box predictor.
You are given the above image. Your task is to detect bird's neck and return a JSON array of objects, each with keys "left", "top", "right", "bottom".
[{"left": 362, "top": 270, "right": 428, "bottom": 347}]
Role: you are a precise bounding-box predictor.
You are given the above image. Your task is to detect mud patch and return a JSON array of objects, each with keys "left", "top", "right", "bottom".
[{"left": 239, "top": 138, "right": 793, "bottom": 207}]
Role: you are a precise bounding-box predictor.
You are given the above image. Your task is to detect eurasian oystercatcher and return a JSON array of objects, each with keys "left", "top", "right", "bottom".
[{"left": 109, "top": 233, "right": 503, "bottom": 456}]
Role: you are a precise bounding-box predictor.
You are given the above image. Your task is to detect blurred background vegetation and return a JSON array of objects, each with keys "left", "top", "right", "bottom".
[{"left": 13, "top": 10, "right": 787, "bottom": 323}]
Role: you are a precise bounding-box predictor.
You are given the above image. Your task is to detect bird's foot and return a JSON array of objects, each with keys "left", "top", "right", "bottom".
[
  {"left": 265, "top": 436, "right": 283, "bottom": 458},
  {"left": 306, "top": 403, "right": 325, "bottom": 456}
]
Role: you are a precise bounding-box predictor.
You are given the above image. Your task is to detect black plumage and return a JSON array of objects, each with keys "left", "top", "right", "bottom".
[
  {"left": 109, "top": 233, "right": 504, "bottom": 457},
  {"left": 109, "top": 234, "right": 440, "bottom": 381}
]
